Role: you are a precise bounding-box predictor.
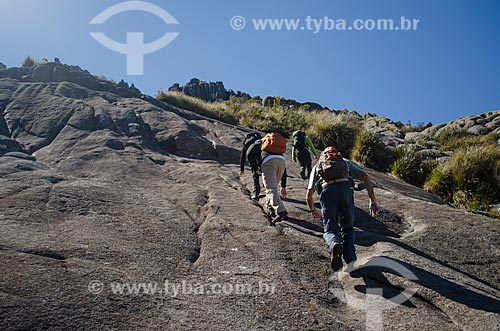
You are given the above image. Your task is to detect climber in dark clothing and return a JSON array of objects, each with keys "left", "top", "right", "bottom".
[
  {"left": 291, "top": 130, "right": 318, "bottom": 180},
  {"left": 239, "top": 132, "right": 263, "bottom": 200},
  {"left": 306, "top": 146, "right": 379, "bottom": 272}
]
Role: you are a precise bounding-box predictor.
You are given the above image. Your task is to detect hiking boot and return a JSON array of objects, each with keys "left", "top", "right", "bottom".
[
  {"left": 330, "top": 243, "right": 343, "bottom": 272},
  {"left": 267, "top": 207, "right": 277, "bottom": 219},
  {"left": 273, "top": 211, "right": 289, "bottom": 223},
  {"left": 300, "top": 170, "right": 307, "bottom": 180}
]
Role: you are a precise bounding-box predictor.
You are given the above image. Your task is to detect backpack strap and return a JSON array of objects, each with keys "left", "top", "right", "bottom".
[{"left": 324, "top": 177, "right": 349, "bottom": 184}]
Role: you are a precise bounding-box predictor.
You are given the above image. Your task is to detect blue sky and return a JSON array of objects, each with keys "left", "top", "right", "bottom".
[{"left": 1, "top": 0, "right": 499, "bottom": 124}]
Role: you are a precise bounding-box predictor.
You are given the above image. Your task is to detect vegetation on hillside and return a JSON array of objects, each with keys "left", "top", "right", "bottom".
[
  {"left": 390, "top": 146, "right": 436, "bottom": 187},
  {"left": 425, "top": 145, "right": 500, "bottom": 214},
  {"left": 350, "top": 130, "right": 393, "bottom": 172},
  {"left": 157, "top": 90, "right": 500, "bottom": 217},
  {"left": 22, "top": 55, "right": 36, "bottom": 67},
  {"left": 436, "top": 129, "right": 500, "bottom": 152},
  {"left": 21, "top": 55, "right": 52, "bottom": 67},
  {"left": 157, "top": 91, "right": 363, "bottom": 153}
]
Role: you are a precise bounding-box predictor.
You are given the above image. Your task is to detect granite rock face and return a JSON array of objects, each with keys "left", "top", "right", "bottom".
[
  {"left": 0, "top": 62, "right": 142, "bottom": 98},
  {"left": 403, "top": 111, "right": 500, "bottom": 143},
  {"left": 0, "top": 67, "right": 499, "bottom": 331},
  {"left": 0, "top": 135, "right": 24, "bottom": 155},
  {"left": 262, "top": 95, "right": 325, "bottom": 110},
  {"left": 169, "top": 78, "right": 253, "bottom": 102},
  {"left": 169, "top": 78, "right": 231, "bottom": 102},
  {"left": 362, "top": 111, "right": 499, "bottom": 166}
]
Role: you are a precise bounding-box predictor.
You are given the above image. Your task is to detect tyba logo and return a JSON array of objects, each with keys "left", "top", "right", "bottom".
[{"left": 90, "top": 1, "right": 180, "bottom": 75}]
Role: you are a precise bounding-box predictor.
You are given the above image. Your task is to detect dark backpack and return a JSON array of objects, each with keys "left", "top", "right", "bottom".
[
  {"left": 246, "top": 140, "right": 262, "bottom": 170},
  {"left": 317, "top": 150, "right": 348, "bottom": 181},
  {"left": 243, "top": 132, "right": 261, "bottom": 150},
  {"left": 292, "top": 131, "right": 306, "bottom": 149}
]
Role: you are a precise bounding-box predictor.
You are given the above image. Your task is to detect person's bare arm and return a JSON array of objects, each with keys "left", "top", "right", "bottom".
[
  {"left": 357, "top": 171, "right": 379, "bottom": 217},
  {"left": 306, "top": 188, "right": 321, "bottom": 218}
]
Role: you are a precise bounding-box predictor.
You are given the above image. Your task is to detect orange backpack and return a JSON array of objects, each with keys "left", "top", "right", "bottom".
[{"left": 261, "top": 132, "right": 286, "bottom": 154}]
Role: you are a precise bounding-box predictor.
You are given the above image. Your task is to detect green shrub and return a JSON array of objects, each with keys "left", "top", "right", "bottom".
[
  {"left": 307, "top": 112, "right": 361, "bottom": 154},
  {"left": 435, "top": 128, "right": 472, "bottom": 151},
  {"left": 240, "top": 99, "right": 308, "bottom": 136},
  {"left": 424, "top": 164, "right": 454, "bottom": 201},
  {"left": 274, "top": 108, "right": 308, "bottom": 137},
  {"left": 351, "top": 130, "right": 393, "bottom": 172},
  {"left": 95, "top": 75, "right": 117, "bottom": 86},
  {"left": 157, "top": 91, "right": 239, "bottom": 125},
  {"left": 424, "top": 145, "right": 500, "bottom": 212},
  {"left": 452, "top": 190, "right": 491, "bottom": 211},
  {"left": 437, "top": 131, "right": 500, "bottom": 152},
  {"left": 22, "top": 55, "right": 36, "bottom": 67},
  {"left": 450, "top": 146, "right": 500, "bottom": 195},
  {"left": 391, "top": 146, "right": 435, "bottom": 187}
]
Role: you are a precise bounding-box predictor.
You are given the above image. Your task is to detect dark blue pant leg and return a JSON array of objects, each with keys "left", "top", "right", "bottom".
[
  {"left": 320, "top": 185, "right": 342, "bottom": 252},
  {"left": 338, "top": 182, "right": 356, "bottom": 263},
  {"left": 252, "top": 170, "right": 260, "bottom": 196}
]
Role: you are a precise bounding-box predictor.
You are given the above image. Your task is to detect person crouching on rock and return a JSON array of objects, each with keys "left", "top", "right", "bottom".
[
  {"left": 260, "top": 132, "right": 289, "bottom": 223},
  {"left": 305, "top": 145, "right": 379, "bottom": 272}
]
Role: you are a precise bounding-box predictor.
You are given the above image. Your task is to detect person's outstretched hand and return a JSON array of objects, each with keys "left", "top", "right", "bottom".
[
  {"left": 311, "top": 209, "right": 321, "bottom": 219},
  {"left": 280, "top": 187, "right": 287, "bottom": 199},
  {"left": 369, "top": 201, "right": 379, "bottom": 217},
  {"left": 256, "top": 169, "right": 262, "bottom": 175}
]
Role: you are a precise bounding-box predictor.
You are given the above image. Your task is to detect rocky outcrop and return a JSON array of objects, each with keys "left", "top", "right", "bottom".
[
  {"left": 403, "top": 111, "right": 500, "bottom": 143},
  {"left": 365, "top": 116, "right": 406, "bottom": 147},
  {"left": 0, "top": 135, "right": 24, "bottom": 155},
  {"left": 262, "top": 95, "right": 325, "bottom": 110},
  {"left": 302, "top": 101, "right": 325, "bottom": 111},
  {"left": 117, "top": 79, "right": 141, "bottom": 95},
  {"left": 263, "top": 95, "right": 299, "bottom": 108},
  {"left": 353, "top": 110, "right": 499, "bottom": 150},
  {"left": 169, "top": 78, "right": 253, "bottom": 102},
  {"left": 169, "top": 79, "right": 325, "bottom": 110},
  {"left": 363, "top": 111, "right": 499, "bottom": 167},
  {"left": 0, "top": 62, "right": 142, "bottom": 98},
  {"left": 169, "top": 78, "right": 230, "bottom": 102},
  {"left": 0, "top": 77, "right": 239, "bottom": 161}
]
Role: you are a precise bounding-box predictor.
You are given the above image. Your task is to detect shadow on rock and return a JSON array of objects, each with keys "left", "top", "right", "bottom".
[
  {"left": 352, "top": 257, "right": 500, "bottom": 314},
  {"left": 284, "top": 217, "right": 323, "bottom": 237},
  {"left": 355, "top": 208, "right": 500, "bottom": 298},
  {"left": 355, "top": 207, "right": 407, "bottom": 238}
]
